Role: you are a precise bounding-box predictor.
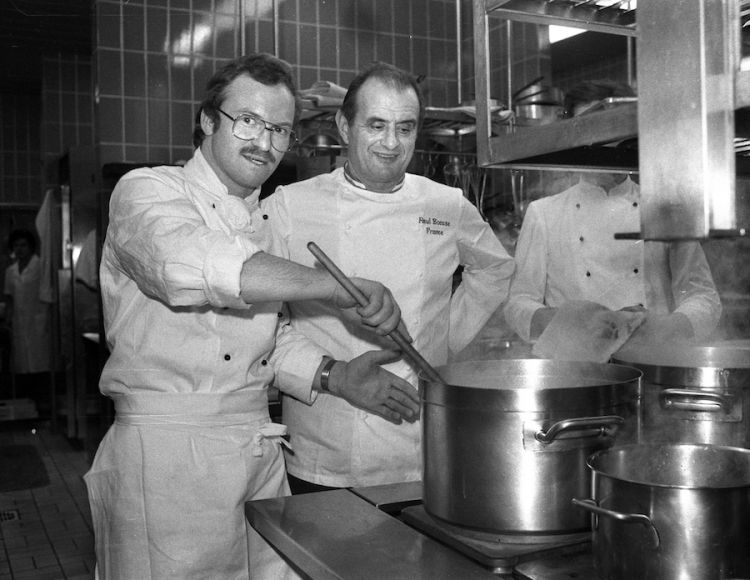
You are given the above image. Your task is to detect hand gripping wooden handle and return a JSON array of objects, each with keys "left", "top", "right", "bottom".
[{"left": 307, "top": 241, "right": 447, "bottom": 385}]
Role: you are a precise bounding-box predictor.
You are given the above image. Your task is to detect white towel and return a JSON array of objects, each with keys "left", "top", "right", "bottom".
[{"left": 533, "top": 300, "right": 646, "bottom": 363}]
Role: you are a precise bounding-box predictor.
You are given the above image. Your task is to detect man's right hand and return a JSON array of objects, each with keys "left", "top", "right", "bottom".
[
  {"left": 331, "top": 277, "right": 412, "bottom": 340},
  {"left": 326, "top": 350, "right": 421, "bottom": 425}
]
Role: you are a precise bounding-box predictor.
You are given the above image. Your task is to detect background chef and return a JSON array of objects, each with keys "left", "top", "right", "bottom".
[{"left": 504, "top": 80, "right": 722, "bottom": 348}]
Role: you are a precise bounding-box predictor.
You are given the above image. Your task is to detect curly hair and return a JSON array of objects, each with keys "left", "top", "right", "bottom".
[{"left": 8, "top": 229, "right": 37, "bottom": 254}]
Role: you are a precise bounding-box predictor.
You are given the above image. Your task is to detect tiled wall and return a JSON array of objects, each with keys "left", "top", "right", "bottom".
[
  {"left": 95, "top": 0, "right": 461, "bottom": 166},
  {"left": 0, "top": 93, "right": 43, "bottom": 205},
  {"left": 41, "top": 53, "right": 96, "bottom": 191},
  {"left": 0, "top": 52, "right": 94, "bottom": 209}
]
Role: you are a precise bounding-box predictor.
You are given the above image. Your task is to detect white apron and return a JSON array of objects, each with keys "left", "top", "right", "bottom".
[{"left": 84, "top": 392, "right": 297, "bottom": 580}]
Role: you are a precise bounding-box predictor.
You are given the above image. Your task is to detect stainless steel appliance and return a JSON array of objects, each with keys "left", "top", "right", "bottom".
[
  {"left": 245, "top": 481, "right": 598, "bottom": 579},
  {"left": 613, "top": 342, "right": 750, "bottom": 447},
  {"left": 421, "top": 360, "right": 640, "bottom": 534},
  {"left": 574, "top": 443, "right": 750, "bottom": 579}
]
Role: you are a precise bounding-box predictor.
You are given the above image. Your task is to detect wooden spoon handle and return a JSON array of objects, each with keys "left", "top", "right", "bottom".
[{"left": 307, "top": 241, "right": 446, "bottom": 385}]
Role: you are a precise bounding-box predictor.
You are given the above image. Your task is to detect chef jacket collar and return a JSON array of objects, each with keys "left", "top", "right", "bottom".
[
  {"left": 579, "top": 174, "right": 639, "bottom": 202},
  {"left": 185, "top": 148, "right": 261, "bottom": 209},
  {"left": 343, "top": 161, "right": 405, "bottom": 193},
  {"left": 608, "top": 175, "right": 639, "bottom": 202}
]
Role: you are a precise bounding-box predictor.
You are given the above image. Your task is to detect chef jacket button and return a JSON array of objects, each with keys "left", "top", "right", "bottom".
[
  {"left": 576, "top": 203, "right": 581, "bottom": 209},
  {"left": 277, "top": 311, "right": 283, "bottom": 318},
  {"left": 633, "top": 268, "right": 639, "bottom": 274},
  {"left": 632, "top": 202, "right": 638, "bottom": 207},
  {"left": 586, "top": 271, "right": 591, "bottom": 277},
  {"left": 261, "top": 359, "right": 268, "bottom": 366},
  {"left": 224, "top": 354, "right": 231, "bottom": 361},
  {"left": 212, "top": 203, "right": 216, "bottom": 209},
  {"left": 579, "top": 236, "right": 584, "bottom": 242},
  {"left": 262, "top": 214, "right": 268, "bottom": 220}
]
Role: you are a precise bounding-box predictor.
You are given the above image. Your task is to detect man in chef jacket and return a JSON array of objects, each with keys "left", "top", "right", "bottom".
[
  {"left": 85, "top": 53, "right": 420, "bottom": 580},
  {"left": 261, "top": 62, "right": 515, "bottom": 493},
  {"left": 503, "top": 80, "right": 722, "bottom": 349}
]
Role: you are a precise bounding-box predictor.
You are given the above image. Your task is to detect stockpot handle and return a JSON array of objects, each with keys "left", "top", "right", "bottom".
[
  {"left": 534, "top": 416, "right": 624, "bottom": 443},
  {"left": 660, "top": 388, "right": 731, "bottom": 414},
  {"left": 572, "top": 498, "right": 660, "bottom": 549}
]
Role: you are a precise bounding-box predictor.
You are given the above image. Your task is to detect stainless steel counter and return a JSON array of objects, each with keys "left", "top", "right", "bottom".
[{"left": 245, "top": 486, "right": 498, "bottom": 579}]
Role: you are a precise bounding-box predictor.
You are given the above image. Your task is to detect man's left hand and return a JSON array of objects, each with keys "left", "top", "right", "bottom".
[{"left": 327, "top": 350, "right": 421, "bottom": 425}]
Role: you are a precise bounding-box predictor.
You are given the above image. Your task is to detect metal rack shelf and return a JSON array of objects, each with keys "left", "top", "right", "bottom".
[
  {"left": 473, "top": 0, "right": 638, "bottom": 171},
  {"left": 484, "top": 0, "right": 636, "bottom": 36},
  {"left": 473, "top": 0, "right": 745, "bottom": 238}
]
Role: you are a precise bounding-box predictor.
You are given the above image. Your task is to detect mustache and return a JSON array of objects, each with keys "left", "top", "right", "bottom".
[{"left": 240, "top": 146, "right": 276, "bottom": 164}]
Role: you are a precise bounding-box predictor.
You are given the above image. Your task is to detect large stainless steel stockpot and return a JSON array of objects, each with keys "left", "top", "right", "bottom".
[
  {"left": 613, "top": 342, "right": 750, "bottom": 447},
  {"left": 573, "top": 443, "right": 750, "bottom": 580},
  {"left": 420, "top": 359, "right": 641, "bottom": 534}
]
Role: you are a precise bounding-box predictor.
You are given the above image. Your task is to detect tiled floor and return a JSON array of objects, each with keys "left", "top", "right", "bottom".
[{"left": 0, "top": 420, "right": 96, "bottom": 580}]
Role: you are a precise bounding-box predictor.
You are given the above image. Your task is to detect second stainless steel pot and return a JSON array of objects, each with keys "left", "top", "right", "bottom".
[
  {"left": 613, "top": 342, "right": 750, "bottom": 447},
  {"left": 421, "top": 359, "right": 641, "bottom": 534},
  {"left": 574, "top": 443, "right": 750, "bottom": 579}
]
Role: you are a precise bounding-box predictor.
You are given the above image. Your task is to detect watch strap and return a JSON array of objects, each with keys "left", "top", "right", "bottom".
[{"left": 319, "top": 357, "right": 337, "bottom": 392}]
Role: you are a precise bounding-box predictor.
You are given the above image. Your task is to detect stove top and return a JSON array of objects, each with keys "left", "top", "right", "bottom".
[
  {"left": 400, "top": 505, "right": 592, "bottom": 577},
  {"left": 245, "top": 482, "right": 598, "bottom": 579}
]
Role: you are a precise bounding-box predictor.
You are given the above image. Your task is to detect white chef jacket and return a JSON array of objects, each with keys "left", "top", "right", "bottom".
[
  {"left": 85, "top": 149, "right": 323, "bottom": 580},
  {"left": 3, "top": 254, "right": 51, "bottom": 373},
  {"left": 504, "top": 177, "right": 722, "bottom": 342},
  {"left": 261, "top": 167, "right": 514, "bottom": 487}
]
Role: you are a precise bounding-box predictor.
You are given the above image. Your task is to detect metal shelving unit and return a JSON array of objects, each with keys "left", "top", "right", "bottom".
[
  {"left": 473, "top": 0, "right": 747, "bottom": 239},
  {"left": 472, "top": 0, "right": 637, "bottom": 172}
]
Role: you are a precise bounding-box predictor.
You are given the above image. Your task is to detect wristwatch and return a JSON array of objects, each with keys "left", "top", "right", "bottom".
[{"left": 319, "top": 357, "right": 337, "bottom": 392}]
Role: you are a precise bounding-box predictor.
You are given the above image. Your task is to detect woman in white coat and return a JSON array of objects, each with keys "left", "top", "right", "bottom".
[{"left": 3, "top": 229, "right": 52, "bottom": 409}]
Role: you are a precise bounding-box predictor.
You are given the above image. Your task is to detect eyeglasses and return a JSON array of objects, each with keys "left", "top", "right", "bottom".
[{"left": 216, "top": 108, "right": 297, "bottom": 152}]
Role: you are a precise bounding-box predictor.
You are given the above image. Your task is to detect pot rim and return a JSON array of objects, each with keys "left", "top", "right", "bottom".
[
  {"left": 587, "top": 443, "right": 750, "bottom": 490},
  {"left": 613, "top": 343, "right": 750, "bottom": 370},
  {"left": 421, "top": 359, "right": 642, "bottom": 391}
]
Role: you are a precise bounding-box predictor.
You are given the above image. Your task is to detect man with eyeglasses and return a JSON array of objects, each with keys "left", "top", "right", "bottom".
[
  {"left": 260, "top": 62, "right": 514, "bottom": 494},
  {"left": 85, "top": 54, "right": 419, "bottom": 580}
]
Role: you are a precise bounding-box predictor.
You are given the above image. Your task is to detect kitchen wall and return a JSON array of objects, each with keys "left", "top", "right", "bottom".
[
  {"left": 1, "top": 93, "right": 43, "bottom": 205},
  {"left": 94, "top": 0, "right": 464, "bottom": 166},
  {"left": 1, "top": 0, "right": 550, "bottom": 202},
  {"left": 0, "top": 53, "right": 93, "bottom": 209},
  {"left": 42, "top": 53, "right": 96, "bottom": 191}
]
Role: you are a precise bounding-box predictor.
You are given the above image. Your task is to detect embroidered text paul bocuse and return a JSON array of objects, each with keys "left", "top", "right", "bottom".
[{"left": 419, "top": 216, "right": 450, "bottom": 236}]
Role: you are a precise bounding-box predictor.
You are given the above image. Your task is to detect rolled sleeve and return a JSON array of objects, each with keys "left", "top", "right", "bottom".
[
  {"left": 109, "top": 169, "right": 261, "bottom": 310},
  {"left": 270, "top": 313, "right": 328, "bottom": 404},
  {"left": 201, "top": 236, "right": 262, "bottom": 308},
  {"left": 669, "top": 241, "right": 723, "bottom": 340},
  {"left": 503, "top": 202, "right": 548, "bottom": 342}
]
